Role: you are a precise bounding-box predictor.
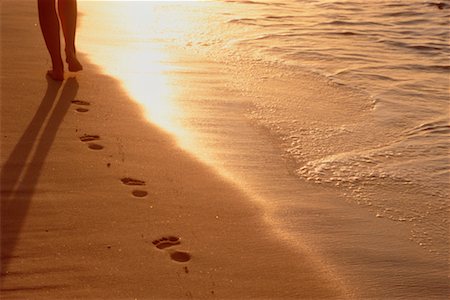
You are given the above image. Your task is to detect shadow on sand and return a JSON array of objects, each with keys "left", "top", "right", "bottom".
[{"left": 1, "top": 77, "right": 79, "bottom": 273}]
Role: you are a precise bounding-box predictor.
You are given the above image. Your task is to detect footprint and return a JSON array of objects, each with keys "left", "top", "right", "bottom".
[
  {"left": 152, "top": 236, "right": 191, "bottom": 263},
  {"left": 72, "top": 100, "right": 90, "bottom": 113},
  {"left": 72, "top": 99, "right": 90, "bottom": 106},
  {"left": 132, "top": 190, "right": 148, "bottom": 198},
  {"left": 80, "top": 134, "right": 100, "bottom": 142},
  {"left": 79, "top": 135, "right": 104, "bottom": 150},
  {"left": 88, "top": 143, "right": 104, "bottom": 150},
  {"left": 170, "top": 251, "right": 191, "bottom": 263},
  {"left": 152, "top": 236, "right": 181, "bottom": 249},
  {"left": 121, "top": 178, "right": 147, "bottom": 198},
  {"left": 121, "top": 177, "right": 146, "bottom": 186}
]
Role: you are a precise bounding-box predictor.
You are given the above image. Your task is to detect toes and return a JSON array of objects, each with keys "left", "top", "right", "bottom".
[{"left": 152, "top": 236, "right": 181, "bottom": 249}]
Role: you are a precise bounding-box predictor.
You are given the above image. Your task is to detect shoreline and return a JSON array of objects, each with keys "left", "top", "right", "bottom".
[
  {"left": 1, "top": 1, "right": 345, "bottom": 298},
  {"left": 2, "top": 1, "right": 448, "bottom": 299}
]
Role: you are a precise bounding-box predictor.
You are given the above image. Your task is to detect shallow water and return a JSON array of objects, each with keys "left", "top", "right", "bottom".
[
  {"left": 77, "top": 0, "right": 449, "bottom": 298},
  {"left": 216, "top": 0, "right": 450, "bottom": 257}
]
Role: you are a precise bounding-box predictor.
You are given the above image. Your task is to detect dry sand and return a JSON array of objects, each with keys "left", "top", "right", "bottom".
[{"left": 1, "top": 2, "right": 345, "bottom": 299}]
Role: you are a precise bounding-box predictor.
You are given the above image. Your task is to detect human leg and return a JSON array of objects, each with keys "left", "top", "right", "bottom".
[
  {"left": 37, "top": 0, "right": 64, "bottom": 81},
  {"left": 58, "top": 0, "right": 83, "bottom": 72}
]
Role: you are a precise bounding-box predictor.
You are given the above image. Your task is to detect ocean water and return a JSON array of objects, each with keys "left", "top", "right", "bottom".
[
  {"left": 158, "top": 0, "right": 449, "bottom": 256},
  {"left": 208, "top": 0, "right": 450, "bottom": 255},
  {"left": 77, "top": 0, "right": 449, "bottom": 297}
]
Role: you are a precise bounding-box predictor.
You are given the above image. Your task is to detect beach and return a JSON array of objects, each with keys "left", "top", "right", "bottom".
[
  {"left": 1, "top": 0, "right": 449, "bottom": 299},
  {"left": 1, "top": 1, "right": 344, "bottom": 299}
]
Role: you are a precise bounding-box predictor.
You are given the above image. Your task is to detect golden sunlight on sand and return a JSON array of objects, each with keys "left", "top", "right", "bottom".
[{"left": 78, "top": 1, "right": 214, "bottom": 151}]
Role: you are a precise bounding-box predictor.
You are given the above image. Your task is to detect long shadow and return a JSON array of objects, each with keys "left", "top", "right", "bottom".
[{"left": 1, "top": 78, "right": 78, "bottom": 273}]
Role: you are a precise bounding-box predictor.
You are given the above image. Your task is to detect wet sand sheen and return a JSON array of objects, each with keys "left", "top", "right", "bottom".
[{"left": 1, "top": 1, "right": 345, "bottom": 298}]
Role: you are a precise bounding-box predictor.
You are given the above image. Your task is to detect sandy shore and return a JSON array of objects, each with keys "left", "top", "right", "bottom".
[{"left": 1, "top": 2, "right": 345, "bottom": 299}]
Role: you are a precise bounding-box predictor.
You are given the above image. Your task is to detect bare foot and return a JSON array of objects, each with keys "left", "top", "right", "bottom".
[
  {"left": 46, "top": 69, "right": 64, "bottom": 81},
  {"left": 66, "top": 55, "right": 83, "bottom": 72}
]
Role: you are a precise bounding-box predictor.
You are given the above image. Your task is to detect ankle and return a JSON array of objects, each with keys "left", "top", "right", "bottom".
[
  {"left": 65, "top": 47, "right": 77, "bottom": 58},
  {"left": 52, "top": 59, "right": 64, "bottom": 72}
]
